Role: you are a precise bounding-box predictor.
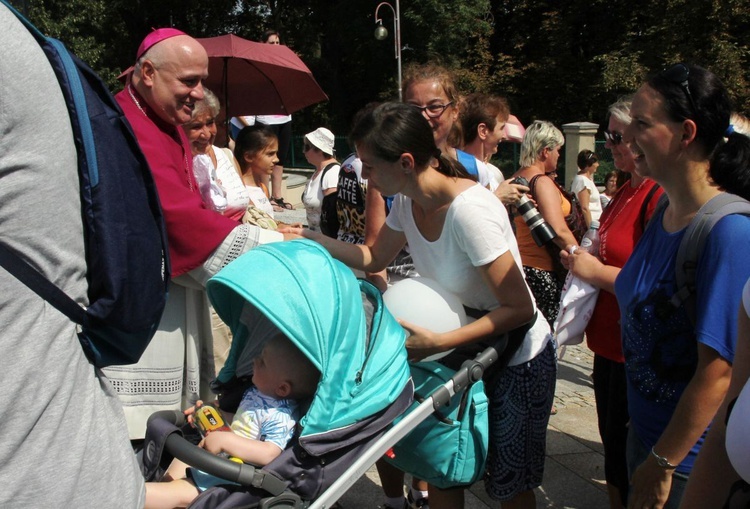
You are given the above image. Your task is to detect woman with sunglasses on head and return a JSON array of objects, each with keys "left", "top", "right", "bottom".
[
  {"left": 561, "top": 96, "right": 663, "bottom": 509},
  {"left": 602, "top": 64, "right": 750, "bottom": 509},
  {"left": 678, "top": 115, "right": 750, "bottom": 509},
  {"left": 571, "top": 149, "right": 603, "bottom": 227},
  {"left": 301, "top": 127, "right": 340, "bottom": 236},
  {"left": 285, "top": 102, "right": 555, "bottom": 509}
]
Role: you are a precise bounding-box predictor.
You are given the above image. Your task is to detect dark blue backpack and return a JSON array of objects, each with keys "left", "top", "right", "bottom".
[{"left": 0, "top": 2, "right": 170, "bottom": 368}]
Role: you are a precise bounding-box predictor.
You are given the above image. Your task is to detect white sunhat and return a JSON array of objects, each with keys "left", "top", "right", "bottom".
[{"left": 305, "top": 127, "right": 335, "bottom": 155}]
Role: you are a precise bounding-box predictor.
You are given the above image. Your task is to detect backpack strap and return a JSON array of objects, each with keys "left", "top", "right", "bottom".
[
  {"left": 1, "top": 2, "right": 99, "bottom": 186},
  {"left": 638, "top": 183, "right": 662, "bottom": 231},
  {"left": 671, "top": 193, "right": 750, "bottom": 324},
  {"left": 0, "top": 244, "right": 86, "bottom": 325},
  {"left": 455, "top": 149, "right": 479, "bottom": 177},
  {"left": 320, "top": 161, "right": 339, "bottom": 182}
]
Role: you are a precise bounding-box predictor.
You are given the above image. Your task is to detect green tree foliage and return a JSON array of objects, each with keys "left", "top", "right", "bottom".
[
  {"left": 489, "top": 0, "right": 749, "bottom": 126},
  {"left": 7, "top": 0, "right": 749, "bottom": 136}
]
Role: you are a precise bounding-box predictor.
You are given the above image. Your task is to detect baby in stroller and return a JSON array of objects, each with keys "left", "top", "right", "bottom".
[
  {"left": 141, "top": 239, "right": 413, "bottom": 508},
  {"left": 145, "top": 329, "right": 320, "bottom": 509}
]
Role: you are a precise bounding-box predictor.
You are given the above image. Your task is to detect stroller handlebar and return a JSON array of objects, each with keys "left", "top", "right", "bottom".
[
  {"left": 146, "top": 411, "right": 289, "bottom": 496},
  {"left": 147, "top": 409, "right": 186, "bottom": 427},
  {"left": 164, "top": 433, "right": 259, "bottom": 486}
]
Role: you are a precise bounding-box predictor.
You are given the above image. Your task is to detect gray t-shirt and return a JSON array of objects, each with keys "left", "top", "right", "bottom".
[{"left": 0, "top": 6, "right": 144, "bottom": 506}]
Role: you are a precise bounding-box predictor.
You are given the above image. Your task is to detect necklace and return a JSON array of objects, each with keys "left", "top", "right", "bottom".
[
  {"left": 127, "top": 84, "right": 195, "bottom": 192},
  {"left": 599, "top": 179, "right": 650, "bottom": 262},
  {"left": 127, "top": 85, "right": 147, "bottom": 117}
]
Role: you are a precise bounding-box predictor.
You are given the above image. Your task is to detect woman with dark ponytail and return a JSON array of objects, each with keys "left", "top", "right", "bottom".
[
  {"left": 609, "top": 63, "right": 750, "bottom": 509},
  {"left": 709, "top": 125, "right": 750, "bottom": 200},
  {"left": 282, "top": 102, "right": 555, "bottom": 509}
]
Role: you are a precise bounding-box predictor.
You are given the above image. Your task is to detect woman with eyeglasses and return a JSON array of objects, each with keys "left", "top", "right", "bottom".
[
  {"left": 562, "top": 96, "right": 663, "bottom": 509},
  {"left": 401, "top": 64, "right": 496, "bottom": 189},
  {"left": 301, "top": 127, "right": 340, "bottom": 236},
  {"left": 600, "top": 64, "right": 750, "bottom": 509},
  {"left": 571, "top": 149, "right": 603, "bottom": 227}
]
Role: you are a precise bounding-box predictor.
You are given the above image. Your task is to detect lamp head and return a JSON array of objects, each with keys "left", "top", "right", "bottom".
[{"left": 374, "top": 23, "right": 389, "bottom": 41}]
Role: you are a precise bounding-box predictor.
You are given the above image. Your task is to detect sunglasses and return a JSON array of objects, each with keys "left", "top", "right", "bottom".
[
  {"left": 303, "top": 142, "right": 312, "bottom": 152},
  {"left": 603, "top": 130, "right": 623, "bottom": 145},
  {"left": 661, "top": 63, "right": 697, "bottom": 117},
  {"left": 410, "top": 102, "right": 454, "bottom": 119}
]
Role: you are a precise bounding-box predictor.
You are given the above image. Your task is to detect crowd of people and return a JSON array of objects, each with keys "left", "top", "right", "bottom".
[{"left": 4, "top": 5, "right": 750, "bottom": 508}]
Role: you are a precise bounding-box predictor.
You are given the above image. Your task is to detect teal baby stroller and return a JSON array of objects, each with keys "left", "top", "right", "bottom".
[{"left": 143, "top": 240, "right": 511, "bottom": 508}]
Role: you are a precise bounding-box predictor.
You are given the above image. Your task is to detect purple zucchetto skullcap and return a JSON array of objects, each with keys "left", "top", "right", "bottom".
[{"left": 136, "top": 28, "right": 188, "bottom": 60}]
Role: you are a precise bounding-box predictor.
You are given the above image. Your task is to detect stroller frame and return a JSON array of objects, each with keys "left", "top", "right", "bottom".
[
  {"left": 149, "top": 346, "right": 500, "bottom": 509},
  {"left": 143, "top": 240, "right": 527, "bottom": 508}
]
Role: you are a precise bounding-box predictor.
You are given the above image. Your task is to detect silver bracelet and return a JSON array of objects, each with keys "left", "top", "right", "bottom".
[{"left": 650, "top": 446, "right": 677, "bottom": 469}]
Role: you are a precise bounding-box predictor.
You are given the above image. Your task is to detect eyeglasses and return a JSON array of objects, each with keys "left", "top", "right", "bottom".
[
  {"left": 303, "top": 142, "right": 312, "bottom": 152},
  {"left": 410, "top": 102, "right": 454, "bottom": 119},
  {"left": 661, "top": 63, "right": 697, "bottom": 118},
  {"left": 603, "top": 131, "right": 623, "bottom": 145}
]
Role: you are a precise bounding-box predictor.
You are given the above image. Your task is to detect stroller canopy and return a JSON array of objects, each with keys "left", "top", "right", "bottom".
[{"left": 206, "top": 239, "right": 410, "bottom": 439}]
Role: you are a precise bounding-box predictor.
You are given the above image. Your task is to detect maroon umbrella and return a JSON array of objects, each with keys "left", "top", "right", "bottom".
[{"left": 196, "top": 34, "right": 328, "bottom": 118}]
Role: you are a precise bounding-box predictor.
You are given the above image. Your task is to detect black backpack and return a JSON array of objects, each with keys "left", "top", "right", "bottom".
[
  {"left": 0, "top": 1, "right": 170, "bottom": 367},
  {"left": 319, "top": 162, "right": 341, "bottom": 238}
]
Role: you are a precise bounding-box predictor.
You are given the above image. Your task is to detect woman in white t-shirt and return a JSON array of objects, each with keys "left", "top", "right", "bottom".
[
  {"left": 282, "top": 103, "right": 555, "bottom": 509},
  {"left": 570, "top": 149, "right": 603, "bottom": 227},
  {"left": 301, "top": 127, "right": 340, "bottom": 235},
  {"left": 184, "top": 90, "right": 250, "bottom": 222}
]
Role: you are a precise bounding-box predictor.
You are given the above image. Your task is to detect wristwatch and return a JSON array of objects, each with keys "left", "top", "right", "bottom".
[{"left": 651, "top": 447, "right": 678, "bottom": 469}]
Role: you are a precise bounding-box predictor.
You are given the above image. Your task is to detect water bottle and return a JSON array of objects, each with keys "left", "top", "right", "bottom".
[{"left": 580, "top": 220, "right": 600, "bottom": 256}]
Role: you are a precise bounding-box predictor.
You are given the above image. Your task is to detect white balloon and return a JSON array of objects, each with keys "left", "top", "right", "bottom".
[{"left": 383, "top": 277, "right": 467, "bottom": 362}]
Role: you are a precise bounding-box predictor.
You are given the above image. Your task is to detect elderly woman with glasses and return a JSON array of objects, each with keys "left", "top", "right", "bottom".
[
  {"left": 583, "top": 64, "right": 750, "bottom": 509},
  {"left": 183, "top": 88, "right": 249, "bottom": 222},
  {"left": 571, "top": 149, "right": 603, "bottom": 227},
  {"left": 562, "top": 96, "right": 663, "bottom": 509}
]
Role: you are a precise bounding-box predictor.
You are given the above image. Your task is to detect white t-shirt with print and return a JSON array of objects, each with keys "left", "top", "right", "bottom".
[
  {"left": 230, "top": 387, "right": 298, "bottom": 451},
  {"left": 245, "top": 185, "right": 275, "bottom": 218}
]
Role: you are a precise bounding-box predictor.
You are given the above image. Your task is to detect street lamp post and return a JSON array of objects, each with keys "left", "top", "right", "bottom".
[{"left": 374, "top": 0, "right": 402, "bottom": 101}]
